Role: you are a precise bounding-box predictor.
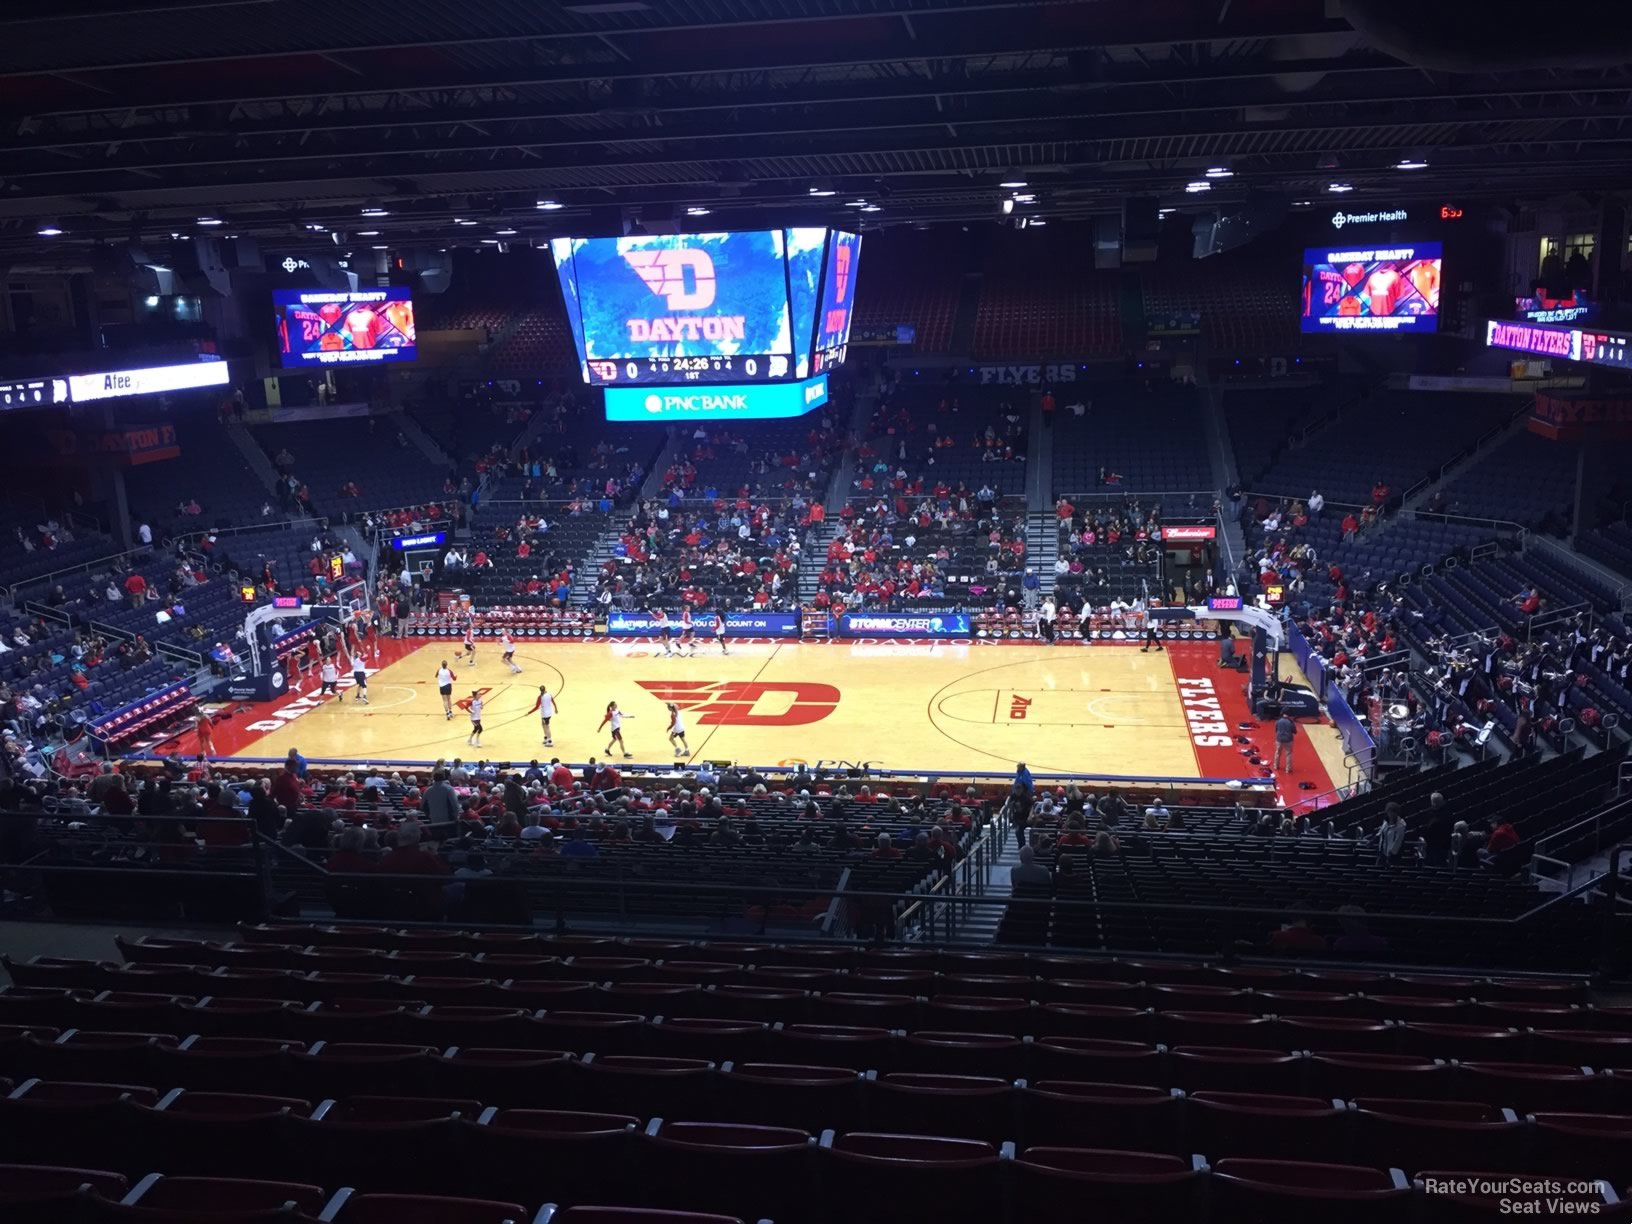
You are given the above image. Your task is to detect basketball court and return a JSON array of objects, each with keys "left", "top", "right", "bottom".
[{"left": 198, "top": 637, "right": 1345, "bottom": 798}]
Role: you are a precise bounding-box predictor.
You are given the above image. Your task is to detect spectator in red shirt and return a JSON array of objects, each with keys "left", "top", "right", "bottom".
[
  {"left": 124, "top": 571, "right": 148, "bottom": 608},
  {"left": 870, "top": 831, "right": 901, "bottom": 860},
  {"left": 270, "top": 765, "right": 303, "bottom": 816},
  {"left": 327, "top": 827, "right": 375, "bottom": 874},
  {"left": 1485, "top": 820, "right": 1519, "bottom": 855},
  {"left": 1268, "top": 917, "right": 1327, "bottom": 954},
  {"left": 377, "top": 821, "right": 449, "bottom": 876}
]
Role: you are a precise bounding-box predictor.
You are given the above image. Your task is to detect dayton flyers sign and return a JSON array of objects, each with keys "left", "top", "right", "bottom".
[
  {"left": 622, "top": 248, "right": 745, "bottom": 343},
  {"left": 564, "top": 231, "right": 789, "bottom": 362},
  {"left": 637, "top": 680, "right": 840, "bottom": 726}
]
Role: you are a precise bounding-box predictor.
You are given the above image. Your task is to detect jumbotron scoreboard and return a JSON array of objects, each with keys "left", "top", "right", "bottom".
[{"left": 551, "top": 227, "right": 860, "bottom": 421}]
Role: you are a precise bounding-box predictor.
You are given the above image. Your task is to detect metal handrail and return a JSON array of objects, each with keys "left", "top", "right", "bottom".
[
  {"left": 5, "top": 543, "right": 157, "bottom": 602},
  {"left": 1055, "top": 489, "right": 1220, "bottom": 505}
]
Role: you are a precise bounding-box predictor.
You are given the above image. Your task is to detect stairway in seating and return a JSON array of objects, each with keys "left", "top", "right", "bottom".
[
  {"left": 570, "top": 525, "right": 630, "bottom": 607},
  {"left": 798, "top": 521, "right": 842, "bottom": 602},
  {"left": 1025, "top": 512, "right": 1060, "bottom": 596}
]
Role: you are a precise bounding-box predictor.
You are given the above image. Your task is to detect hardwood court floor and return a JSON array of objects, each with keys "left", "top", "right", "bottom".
[{"left": 211, "top": 638, "right": 1332, "bottom": 793}]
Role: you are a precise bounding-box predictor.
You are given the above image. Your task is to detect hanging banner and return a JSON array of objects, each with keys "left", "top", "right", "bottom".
[{"left": 45, "top": 422, "right": 180, "bottom": 466}]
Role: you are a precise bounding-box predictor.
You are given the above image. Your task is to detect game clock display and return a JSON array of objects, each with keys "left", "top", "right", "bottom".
[
  {"left": 1300, "top": 242, "right": 1442, "bottom": 333},
  {"left": 273, "top": 288, "right": 417, "bottom": 366},
  {"left": 552, "top": 228, "right": 862, "bottom": 387}
]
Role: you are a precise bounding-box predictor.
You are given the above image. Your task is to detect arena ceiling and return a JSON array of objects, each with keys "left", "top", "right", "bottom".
[{"left": 3, "top": 0, "right": 1632, "bottom": 266}]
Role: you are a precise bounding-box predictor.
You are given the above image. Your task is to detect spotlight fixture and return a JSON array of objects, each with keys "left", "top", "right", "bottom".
[
  {"left": 36, "top": 221, "right": 63, "bottom": 236},
  {"left": 807, "top": 182, "right": 836, "bottom": 197},
  {"left": 1013, "top": 194, "right": 1036, "bottom": 203},
  {"left": 370, "top": 244, "right": 389, "bottom": 250},
  {"left": 304, "top": 223, "right": 327, "bottom": 232},
  {"left": 1158, "top": 208, "right": 1176, "bottom": 217},
  {"left": 535, "top": 200, "right": 564, "bottom": 211},
  {"left": 357, "top": 230, "right": 380, "bottom": 237},
  {"left": 1028, "top": 218, "right": 1047, "bottom": 226},
  {"left": 1001, "top": 198, "right": 1015, "bottom": 215},
  {"left": 456, "top": 219, "right": 480, "bottom": 227},
  {"left": 1185, "top": 181, "right": 1212, "bottom": 193},
  {"left": 999, "top": 178, "right": 1028, "bottom": 189},
  {"left": 360, "top": 205, "right": 389, "bottom": 217},
  {"left": 496, "top": 228, "right": 518, "bottom": 236},
  {"left": 197, "top": 217, "right": 223, "bottom": 225},
  {"left": 1327, "top": 182, "right": 1353, "bottom": 193},
  {"left": 860, "top": 204, "right": 882, "bottom": 213},
  {"left": 480, "top": 238, "right": 501, "bottom": 244},
  {"left": 1204, "top": 167, "right": 1234, "bottom": 178},
  {"left": 1395, "top": 159, "right": 1429, "bottom": 170},
  {"left": 685, "top": 207, "right": 711, "bottom": 216}
]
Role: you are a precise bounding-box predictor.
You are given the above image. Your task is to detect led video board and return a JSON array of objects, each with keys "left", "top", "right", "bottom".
[
  {"left": 273, "top": 287, "right": 417, "bottom": 366},
  {"left": 1301, "top": 241, "right": 1442, "bottom": 333}
]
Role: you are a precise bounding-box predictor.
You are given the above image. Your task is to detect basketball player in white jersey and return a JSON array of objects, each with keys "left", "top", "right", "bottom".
[
  {"left": 666, "top": 702, "right": 690, "bottom": 757},
  {"left": 678, "top": 607, "right": 696, "bottom": 657},
  {"left": 435, "top": 661, "right": 457, "bottom": 719},
  {"left": 529, "top": 685, "right": 557, "bottom": 747},
  {"left": 466, "top": 691, "right": 484, "bottom": 747},
  {"left": 461, "top": 620, "right": 477, "bottom": 667},
  {"left": 650, "top": 608, "right": 673, "bottom": 656},
  {"left": 320, "top": 657, "right": 340, "bottom": 698},
  {"left": 349, "top": 651, "right": 369, "bottom": 704},
  {"left": 500, "top": 629, "right": 522, "bottom": 674},
  {"left": 714, "top": 611, "right": 729, "bottom": 656},
  {"left": 598, "top": 701, "right": 633, "bottom": 758}
]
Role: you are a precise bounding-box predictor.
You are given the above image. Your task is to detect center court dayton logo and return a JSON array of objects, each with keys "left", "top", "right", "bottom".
[{"left": 637, "top": 680, "right": 840, "bottom": 726}]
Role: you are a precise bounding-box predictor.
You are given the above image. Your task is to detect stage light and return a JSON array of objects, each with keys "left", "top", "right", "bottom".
[
  {"left": 36, "top": 221, "right": 63, "bottom": 236},
  {"left": 197, "top": 217, "right": 223, "bottom": 225},
  {"left": 1327, "top": 182, "right": 1353, "bottom": 193},
  {"left": 999, "top": 178, "right": 1028, "bottom": 189},
  {"left": 1185, "top": 181, "right": 1212, "bottom": 193},
  {"left": 1395, "top": 159, "right": 1429, "bottom": 170},
  {"left": 535, "top": 200, "right": 564, "bottom": 210},
  {"left": 1205, "top": 167, "right": 1234, "bottom": 178}
]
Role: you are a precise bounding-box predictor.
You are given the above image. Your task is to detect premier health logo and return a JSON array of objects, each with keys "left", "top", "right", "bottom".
[{"left": 1331, "top": 211, "right": 1347, "bottom": 229}]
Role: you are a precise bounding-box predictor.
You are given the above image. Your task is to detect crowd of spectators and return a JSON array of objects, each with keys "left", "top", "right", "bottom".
[
  {"left": 811, "top": 489, "right": 1025, "bottom": 612},
  {"left": 592, "top": 496, "right": 812, "bottom": 614}
]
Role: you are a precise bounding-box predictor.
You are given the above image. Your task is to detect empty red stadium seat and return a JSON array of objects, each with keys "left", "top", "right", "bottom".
[
  {"left": 819, "top": 1133, "right": 1005, "bottom": 1224},
  {"left": 1209, "top": 1159, "right": 1410, "bottom": 1223},
  {"left": 1016, "top": 1146, "right": 1200, "bottom": 1222},
  {"left": 0, "top": 1163, "right": 128, "bottom": 1220},
  {"left": 1350, "top": 1098, "right": 1525, "bottom": 1173},
  {"left": 641, "top": 1121, "right": 816, "bottom": 1222},
  {"left": 322, "top": 1191, "right": 538, "bottom": 1224},
  {"left": 712, "top": 1063, "right": 864, "bottom": 1131}
]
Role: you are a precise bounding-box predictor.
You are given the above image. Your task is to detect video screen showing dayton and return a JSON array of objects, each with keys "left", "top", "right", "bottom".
[
  {"left": 273, "top": 287, "right": 418, "bottom": 366},
  {"left": 551, "top": 227, "right": 861, "bottom": 387},
  {"left": 1300, "top": 240, "right": 1442, "bottom": 333}
]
